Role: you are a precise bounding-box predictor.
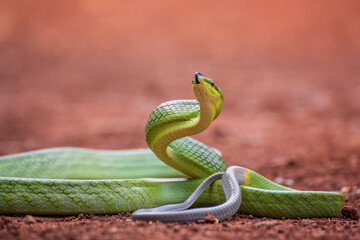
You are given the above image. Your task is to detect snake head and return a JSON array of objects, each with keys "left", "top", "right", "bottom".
[{"left": 192, "top": 72, "right": 224, "bottom": 120}]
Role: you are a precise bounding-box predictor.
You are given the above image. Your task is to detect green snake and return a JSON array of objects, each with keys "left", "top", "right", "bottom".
[{"left": 0, "top": 73, "right": 344, "bottom": 222}]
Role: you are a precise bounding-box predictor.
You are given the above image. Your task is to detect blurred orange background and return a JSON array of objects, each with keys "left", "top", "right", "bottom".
[{"left": 0, "top": 1, "right": 359, "bottom": 170}]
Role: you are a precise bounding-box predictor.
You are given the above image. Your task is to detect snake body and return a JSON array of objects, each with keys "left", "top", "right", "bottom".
[{"left": 0, "top": 73, "right": 344, "bottom": 221}]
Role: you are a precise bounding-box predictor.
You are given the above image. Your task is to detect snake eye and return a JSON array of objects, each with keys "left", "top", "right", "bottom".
[{"left": 211, "top": 80, "right": 214, "bottom": 86}]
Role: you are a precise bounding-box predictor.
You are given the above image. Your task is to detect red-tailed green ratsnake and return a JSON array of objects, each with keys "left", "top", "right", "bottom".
[{"left": 0, "top": 73, "right": 344, "bottom": 222}]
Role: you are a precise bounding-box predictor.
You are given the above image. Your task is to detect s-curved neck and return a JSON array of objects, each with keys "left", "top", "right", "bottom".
[{"left": 149, "top": 99, "right": 217, "bottom": 177}]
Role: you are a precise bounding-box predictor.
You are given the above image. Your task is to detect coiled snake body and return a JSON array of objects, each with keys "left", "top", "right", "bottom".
[{"left": 0, "top": 73, "right": 344, "bottom": 222}]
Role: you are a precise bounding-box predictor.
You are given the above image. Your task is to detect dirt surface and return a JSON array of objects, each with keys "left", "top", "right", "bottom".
[{"left": 0, "top": 0, "right": 360, "bottom": 239}]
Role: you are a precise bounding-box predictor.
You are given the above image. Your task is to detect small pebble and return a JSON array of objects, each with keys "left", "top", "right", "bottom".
[
  {"left": 204, "top": 214, "right": 219, "bottom": 224},
  {"left": 340, "top": 186, "right": 351, "bottom": 193},
  {"left": 24, "top": 215, "right": 36, "bottom": 224},
  {"left": 284, "top": 179, "right": 294, "bottom": 186},
  {"left": 275, "top": 177, "right": 284, "bottom": 184}
]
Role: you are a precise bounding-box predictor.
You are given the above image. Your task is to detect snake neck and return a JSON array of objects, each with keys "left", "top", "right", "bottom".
[
  {"left": 155, "top": 100, "right": 214, "bottom": 148},
  {"left": 146, "top": 99, "right": 218, "bottom": 177}
]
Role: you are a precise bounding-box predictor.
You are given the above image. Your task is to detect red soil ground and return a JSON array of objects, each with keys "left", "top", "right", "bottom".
[{"left": 0, "top": 1, "right": 359, "bottom": 239}]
